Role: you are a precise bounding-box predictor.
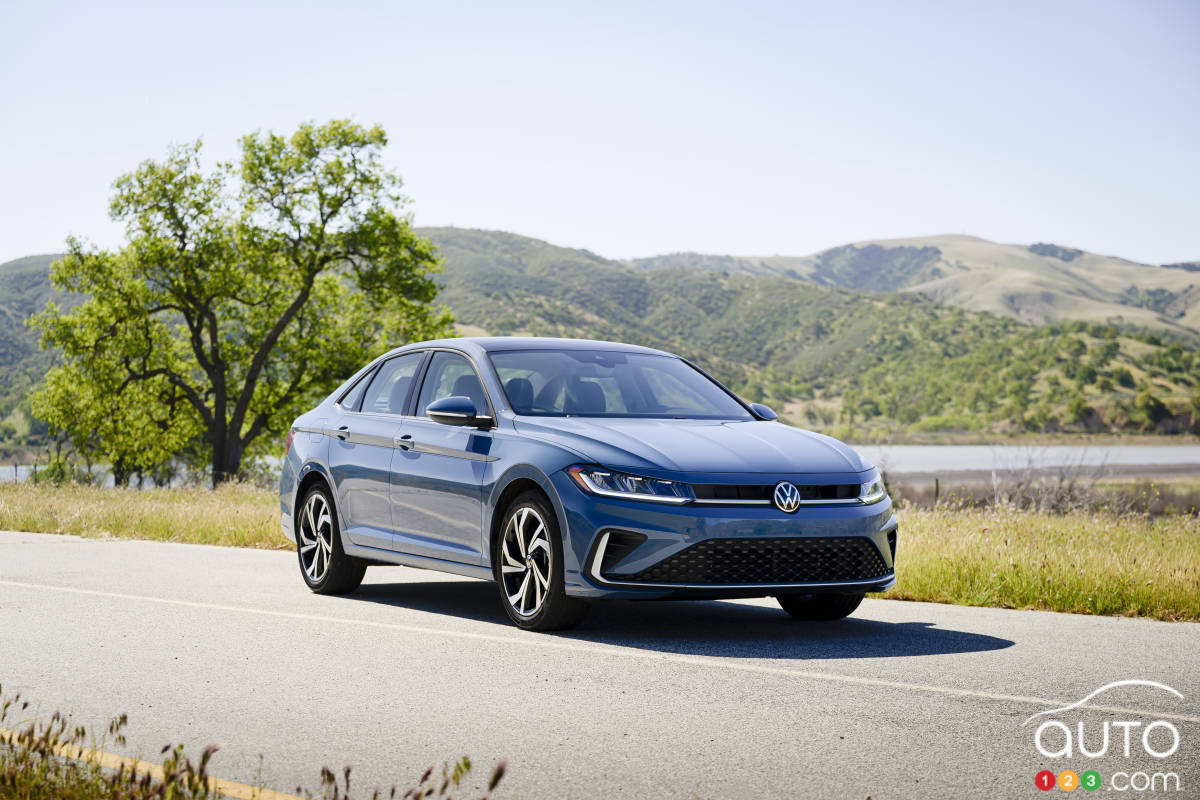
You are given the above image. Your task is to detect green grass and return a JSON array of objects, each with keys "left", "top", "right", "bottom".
[{"left": 3, "top": 483, "right": 1198, "bottom": 620}]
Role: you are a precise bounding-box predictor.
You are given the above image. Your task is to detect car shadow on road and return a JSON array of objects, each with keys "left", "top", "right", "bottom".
[{"left": 350, "top": 579, "right": 1015, "bottom": 660}]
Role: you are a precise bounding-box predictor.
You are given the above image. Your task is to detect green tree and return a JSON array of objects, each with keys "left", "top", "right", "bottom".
[
  {"left": 1112, "top": 367, "right": 1135, "bottom": 388},
  {"left": 1065, "top": 393, "right": 1092, "bottom": 425},
  {"left": 1133, "top": 390, "right": 1170, "bottom": 429},
  {"left": 1089, "top": 339, "right": 1120, "bottom": 369},
  {"left": 30, "top": 347, "right": 200, "bottom": 486},
  {"left": 32, "top": 120, "right": 452, "bottom": 485}
]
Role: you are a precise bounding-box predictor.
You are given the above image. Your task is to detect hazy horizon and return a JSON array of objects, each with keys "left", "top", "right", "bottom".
[{"left": 2, "top": 1, "right": 1197, "bottom": 265}]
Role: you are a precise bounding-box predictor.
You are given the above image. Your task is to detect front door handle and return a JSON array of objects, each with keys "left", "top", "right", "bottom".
[
  {"left": 394, "top": 433, "right": 413, "bottom": 450},
  {"left": 336, "top": 425, "right": 349, "bottom": 441}
]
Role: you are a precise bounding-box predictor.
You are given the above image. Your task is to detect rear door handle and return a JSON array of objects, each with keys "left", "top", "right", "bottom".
[
  {"left": 394, "top": 433, "right": 413, "bottom": 450},
  {"left": 336, "top": 425, "right": 349, "bottom": 441}
]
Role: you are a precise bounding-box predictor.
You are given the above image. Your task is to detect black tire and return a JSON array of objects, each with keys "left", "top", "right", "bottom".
[
  {"left": 775, "top": 592, "right": 864, "bottom": 621},
  {"left": 296, "top": 483, "right": 366, "bottom": 595},
  {"left": 493, "top": 491, "right": 589, "bottom": 631}
]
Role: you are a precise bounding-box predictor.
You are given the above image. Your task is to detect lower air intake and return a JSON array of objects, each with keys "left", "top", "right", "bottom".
[{"left": 617, "top": 537, "right": 890, "bottom": 585}]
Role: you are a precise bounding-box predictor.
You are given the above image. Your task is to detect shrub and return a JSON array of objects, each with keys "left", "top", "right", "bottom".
[
  {"left": 1133, "top": 390, "right": 1170, "bottom": 428},
  {"left": 1065, "top": 393, "right": 1092, "bottom": 424},
  {"left": 29, "top": 457, "right": 85, "bottom": 486}
]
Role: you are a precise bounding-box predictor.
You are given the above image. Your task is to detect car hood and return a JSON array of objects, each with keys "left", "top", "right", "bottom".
[{"left": 512, "top": 417, "right": 873, "bottom": 476}]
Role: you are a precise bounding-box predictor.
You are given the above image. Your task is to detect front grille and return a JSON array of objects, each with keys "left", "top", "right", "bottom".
[
  {"left": 616, "top": 537, "right": 890, "bottom": 585},
  {"left": 691, "top": 483, "right": 860, "bottom": 502}
]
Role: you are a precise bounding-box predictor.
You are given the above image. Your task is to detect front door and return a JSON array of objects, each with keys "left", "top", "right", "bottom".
[{"left": 389, "top": 350, "right": 492, "bottom": 564}]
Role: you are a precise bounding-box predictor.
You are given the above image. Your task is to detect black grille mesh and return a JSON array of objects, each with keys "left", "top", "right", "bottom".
[
  {"left": 617, "top": 537, "right": 890, "bottom": 585},
  {"left": 692, "top": 483, "right": 859, "bottom": 501}
]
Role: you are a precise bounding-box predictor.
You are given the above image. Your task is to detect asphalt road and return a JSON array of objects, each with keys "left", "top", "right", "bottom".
[{"left": 1, "top": 531, "right": 1197, "bottom": 799}]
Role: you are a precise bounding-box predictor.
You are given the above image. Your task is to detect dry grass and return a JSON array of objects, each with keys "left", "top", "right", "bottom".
[
  {"left": 2, "top": 483, "right": 1198, "bottom": 620},
  {"left": 878, "top": 507, "right": 1200, "bottom": 621},
  {"left": 0, "top": 482, "right": 285, "bottom": 550}
]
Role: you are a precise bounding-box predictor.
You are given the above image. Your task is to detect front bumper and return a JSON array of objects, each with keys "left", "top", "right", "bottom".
[{"left": 551, "top": 470, "right": 898, "bottom": 600}]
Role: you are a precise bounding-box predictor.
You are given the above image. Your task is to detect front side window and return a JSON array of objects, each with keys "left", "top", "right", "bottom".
[
  {"left": 489, "top": 349, "right": 752, "bottom": 420},
  {"left": 416, "top": 351, "right": 490, "bottom": 416},
  {"left": 359, "top": 352, "right": 425, "bottom": 415}
]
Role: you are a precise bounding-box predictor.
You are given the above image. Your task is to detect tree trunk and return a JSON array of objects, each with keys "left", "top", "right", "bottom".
[
  {"left": 111, "top": 457, "right": 131, "bottom": 489},
  {"left": 211, "top": 437, "right": 244, "bottom": 487}
]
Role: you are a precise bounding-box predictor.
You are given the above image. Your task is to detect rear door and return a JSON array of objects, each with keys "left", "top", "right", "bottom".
[{"left": 327, "top": 351, "right": 425, "bottom": 552}]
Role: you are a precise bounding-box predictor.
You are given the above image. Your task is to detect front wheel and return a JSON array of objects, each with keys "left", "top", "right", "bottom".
[
  {"left": 494, "top": 492, "right": 589, "bottom": 631},
  {"left": 296, "top": 484, "right": 366, "bottom": 595},
  {"left": 776, "top": 592, "right": 864, "bottom": 621}
]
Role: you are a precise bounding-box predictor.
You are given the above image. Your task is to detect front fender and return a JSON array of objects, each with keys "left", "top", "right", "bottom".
[{"left": 485, "top": 461, "right": 581, "bottom": 582}]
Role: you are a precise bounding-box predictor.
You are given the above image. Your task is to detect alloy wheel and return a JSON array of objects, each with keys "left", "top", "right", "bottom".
[
  {"left": 299, "top": 492, "right": 334, "bottom": 583},
  {"left": 500, "top": 506, "right": 552, "bottom": 617}
]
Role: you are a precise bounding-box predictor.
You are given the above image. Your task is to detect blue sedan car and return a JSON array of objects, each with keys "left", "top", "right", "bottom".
[{"left": 280, "top": 337, "right": 897, "bottom": 630}]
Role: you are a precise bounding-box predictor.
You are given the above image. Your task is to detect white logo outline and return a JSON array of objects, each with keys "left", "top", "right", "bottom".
[{"left": 1023, "top": 680, "right": 1185, "bottom": 726}]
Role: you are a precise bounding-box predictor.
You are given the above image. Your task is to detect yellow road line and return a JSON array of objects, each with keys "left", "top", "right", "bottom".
[{"left": 0, "top": 728, "right": 304, "bottom": 800}]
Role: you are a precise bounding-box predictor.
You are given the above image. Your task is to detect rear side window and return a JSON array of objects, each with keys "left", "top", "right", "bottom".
[
  {"left": 337, "top": 367, "right": 376, "bottom": 411},
  {"left": 359, "top": 352, "right": 425, "bottom": 415}
]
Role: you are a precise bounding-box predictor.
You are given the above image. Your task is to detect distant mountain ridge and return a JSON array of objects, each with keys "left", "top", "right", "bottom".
[
  {"left": 421, "top": 227, "right": 1197, "bottom": 437},
  {"left": 8, "top": 231, "right": 1197, "bottom": 337},
  {"left": 627, "top": 233, "right": 1200, "bottom": 336}
]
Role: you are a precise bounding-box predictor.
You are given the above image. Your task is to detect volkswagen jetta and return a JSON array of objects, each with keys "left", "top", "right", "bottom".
[{"left": 280, "top": 337, "right": 896, "bottom": 630}]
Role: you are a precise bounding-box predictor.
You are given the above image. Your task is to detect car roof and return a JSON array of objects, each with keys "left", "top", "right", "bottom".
[{"left": 387, "top": 336, "right": 673, "bottom": 357}]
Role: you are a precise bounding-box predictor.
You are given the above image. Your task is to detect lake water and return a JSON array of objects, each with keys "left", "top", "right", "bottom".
[
  {"left": 854, "top": 444, "right": 1200, "bottom": 477},
  {"left": 0, "top": 463, "right": 120, "bottom": 486}
]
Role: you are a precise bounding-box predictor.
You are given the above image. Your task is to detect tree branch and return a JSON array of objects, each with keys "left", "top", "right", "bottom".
[
  {"left": 228, "top": 257, "right": 325, "bottom": 436},
  {"left": 117, "top": 360, "right": 214, "bottom": 428}
]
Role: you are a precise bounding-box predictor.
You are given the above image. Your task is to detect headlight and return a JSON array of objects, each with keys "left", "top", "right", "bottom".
[
  {"left": 859, "top": 477, "right": 887, "bottom": 504},
  {"left": 567, "top": 465, "right": 694, "bottom": 504}
]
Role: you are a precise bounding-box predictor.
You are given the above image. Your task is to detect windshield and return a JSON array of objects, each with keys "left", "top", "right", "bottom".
[{"left": 488, "top": 349, "right": 753, "bottom": 420}]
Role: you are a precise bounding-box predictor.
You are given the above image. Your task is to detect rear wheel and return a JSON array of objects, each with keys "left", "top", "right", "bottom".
[
  {"left": 296, "top": 484, "right": 366, "bottom": 595},
  {"left": 494, "top": 491, "right": 589, "bottom": 631},
  {"left": 776, "top": 592, "right": 864, "bottom": 621}
]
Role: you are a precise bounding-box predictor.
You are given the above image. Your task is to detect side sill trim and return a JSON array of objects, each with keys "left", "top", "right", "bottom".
[{"left": 341, "top": 541, "right": 493, "bottom": 581}]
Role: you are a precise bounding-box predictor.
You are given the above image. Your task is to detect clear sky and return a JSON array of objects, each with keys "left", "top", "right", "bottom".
[{"left": 1, "top": 0, "right": 1197, "bottom": 265}]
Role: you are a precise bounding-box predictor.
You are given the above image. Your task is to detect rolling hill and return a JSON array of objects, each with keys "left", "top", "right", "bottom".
[
  {"left": 630, "top": 235, "right": 1200, "bottom": 337},
  {"left": 424, "top": 228, "right": 1197, "bottom": 436},
  {"left": 2, "top": 228, "right": 1197, "bottom": 455},
  {"left": 0, "top": 254, "right": 64, "bottom": 451}
]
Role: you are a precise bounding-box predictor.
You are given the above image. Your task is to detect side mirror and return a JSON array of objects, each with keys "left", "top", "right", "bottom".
[
  {"left": 749, "top": 402, "right": 778, "bottom": 421},
  {"left": 426, "top": 395, "right": 492, "bottom": 428}
]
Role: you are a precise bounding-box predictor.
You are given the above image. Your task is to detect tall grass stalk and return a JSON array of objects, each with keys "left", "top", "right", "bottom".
[{"left": 0, "top": 687, "right": 508, "bottom": 800}]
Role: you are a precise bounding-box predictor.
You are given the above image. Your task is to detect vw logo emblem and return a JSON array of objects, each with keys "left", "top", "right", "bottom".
[{"left": 773, "top": 481, "right": 801, "bottom": 513}]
